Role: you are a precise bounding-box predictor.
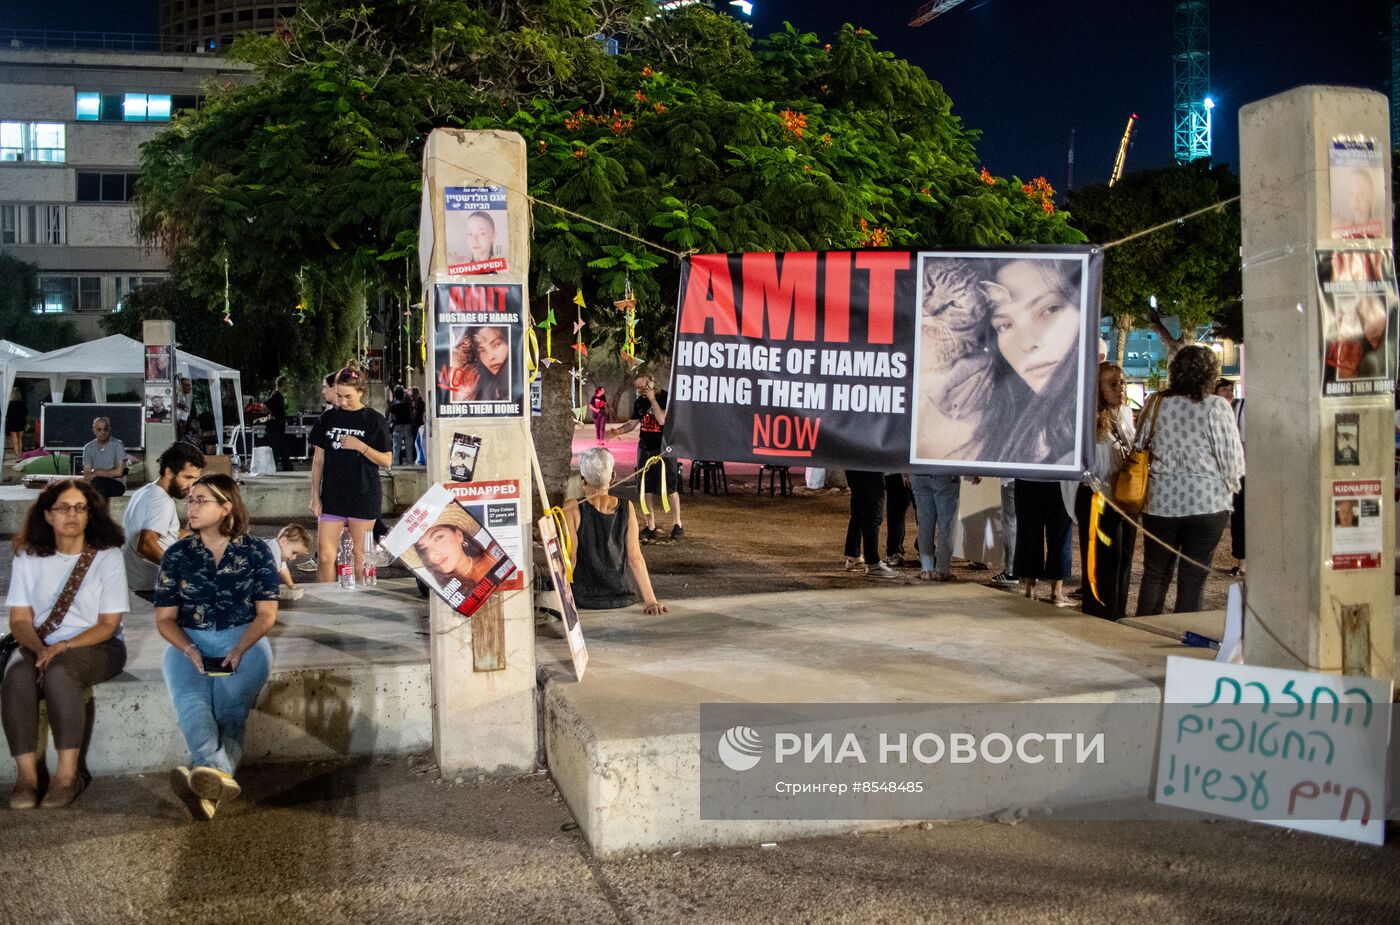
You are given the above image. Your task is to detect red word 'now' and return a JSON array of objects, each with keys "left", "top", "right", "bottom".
[{"left": 753, "top": 413, "right": 820, "bottom": 458}]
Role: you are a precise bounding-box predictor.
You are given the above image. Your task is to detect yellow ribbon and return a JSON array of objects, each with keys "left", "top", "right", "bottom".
[
  {"left": 525, "top": 327, "right": 541, "bottom": 384},
  {"left": 635, "top": 454, "right": 671, "bottom": 516},
  {"left": 1087, "top": 491, "right": 1112, "bottom": 606},
  {"left": 546, "top": 505, "right": 575, "bottom": 582}
]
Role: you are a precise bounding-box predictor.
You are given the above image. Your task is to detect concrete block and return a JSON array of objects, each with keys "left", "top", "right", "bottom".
[{"left": 538, "top": 584, "right": 1214, "bottom": 857}]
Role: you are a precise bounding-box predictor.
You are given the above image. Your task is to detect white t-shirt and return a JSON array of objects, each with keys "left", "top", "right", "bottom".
[
  {"left": 5, "top": 548, "right": 130, "bottom": 644},
  {"left": 122, "top": 481, "right": 181, "bottom": 592},
  {"left": 263, "top": 537, "right": 284, "bottom": 570}
]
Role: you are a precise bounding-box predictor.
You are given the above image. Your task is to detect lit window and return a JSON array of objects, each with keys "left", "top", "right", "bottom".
[
  {"left": 121, "top": 94, "right": 174, "bottom": 123},
  {"left": 0, "top": 122, "right": 65, "bottom": 163},
  {"left": 123, "top": 93, "right": 148, "bottom": 121},
  {"left": 27, "top": 124, "right": 64, "bottom": 162},
  {"left": 76, "top": 92, "right": 101, "bottom": 121},
  {"left": 35, "top": 277, "right": 74, "bottom": 314},
  {"left": 0, "top": 123, "right": 21, "bottom": 161}
]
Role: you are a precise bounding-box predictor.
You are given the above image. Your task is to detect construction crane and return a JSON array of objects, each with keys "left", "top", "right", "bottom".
[
  {"left": 910, "top": 0, "right": 970, "bottom": 27},
  {"left": 1109, "top": 113, "right": 1138, "bottom": 187}
]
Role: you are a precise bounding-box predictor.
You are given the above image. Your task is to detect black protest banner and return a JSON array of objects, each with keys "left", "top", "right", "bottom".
[{"left": 666, "top": 249, "right": 1102, "bottom": 478}]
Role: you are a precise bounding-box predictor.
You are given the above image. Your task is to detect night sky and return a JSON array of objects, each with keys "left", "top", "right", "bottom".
[{"left": 5, "top": 0, "right": 1392, "bottom": 189}]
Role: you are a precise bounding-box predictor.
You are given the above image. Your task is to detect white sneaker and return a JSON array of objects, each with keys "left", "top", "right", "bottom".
[
  {"left": 865, "top": 562, "right": 900, "bottom": 580},
  {"left": 844, "top": 557, "right": 863, "bottom": 571}
]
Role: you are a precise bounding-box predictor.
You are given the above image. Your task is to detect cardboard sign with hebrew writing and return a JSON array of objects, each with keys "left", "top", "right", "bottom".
[{"left": 1156, "top": 657, "right": 1392, "bottom": 845}]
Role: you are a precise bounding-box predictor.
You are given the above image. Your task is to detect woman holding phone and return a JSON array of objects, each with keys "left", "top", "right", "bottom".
[{"left": 154, "top": 474, "right": 279, "bottom": 821}]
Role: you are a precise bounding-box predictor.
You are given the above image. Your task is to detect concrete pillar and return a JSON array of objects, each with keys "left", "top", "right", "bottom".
[
  {"left": 1239, "top": 86, "right": 1394, "bottom": 680},
  {"left": 142, "top": 320, "right": 176, "bottom": 484},
  {"left": 421, "top": 129, "right": 537, "bottom": 772}
]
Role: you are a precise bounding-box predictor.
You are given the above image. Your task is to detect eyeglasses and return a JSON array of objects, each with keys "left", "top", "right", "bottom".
[
  {"left": 186, "top": 497, "right": 218, "bottom": 507},
  {"left": 51, "top": 503, "right": 88, "bottom": 515}
]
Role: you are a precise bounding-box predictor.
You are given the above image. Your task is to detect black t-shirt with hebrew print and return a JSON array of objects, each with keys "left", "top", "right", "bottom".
[{"left": 310, "top": 406, "right": 391, "bottom": 509}]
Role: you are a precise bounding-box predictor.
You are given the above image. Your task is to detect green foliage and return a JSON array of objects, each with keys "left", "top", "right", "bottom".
[
  {"left": 0, "top": 253, "right": 79, "bottom": 352},
  {"left": 1067, "top": 162, "right": 1241, "bottom": 347},
  {"left": 136, "top": 0, "right": 1084, "bottom": 380}
]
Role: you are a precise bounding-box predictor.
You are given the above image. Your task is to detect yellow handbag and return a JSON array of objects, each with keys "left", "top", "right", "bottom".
[{"left": 1111, "top": 394, "right": 1162, "bottom": 517}]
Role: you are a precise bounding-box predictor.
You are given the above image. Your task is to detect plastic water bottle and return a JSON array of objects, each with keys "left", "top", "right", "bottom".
[
  {"left": 337, "top": 532, "right": 356, "bottom": 590},
  {"left": 362, "top": 532, "right": 378, "bottom": 588}
]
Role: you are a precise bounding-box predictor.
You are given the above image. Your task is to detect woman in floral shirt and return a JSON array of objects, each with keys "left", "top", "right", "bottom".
[{"left": 154, "top": 473, "right": 279, "bottom": 821}]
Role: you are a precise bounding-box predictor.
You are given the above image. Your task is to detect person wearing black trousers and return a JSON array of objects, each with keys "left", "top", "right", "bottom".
[
  {"left": 264, "top": 376, "right": 290, "bottom": 471},
  {"left": 843, "top": 470, "right": 898, "bottom": 579},
  {"left": 883, "top": 472, "right": 911, "bottom": 567},
  {"left": 1077, "top": 362, "right": 1137, "bottom": 619},
  {"left": 1014, "top": 479, "right": 1074, "bottom": 606}
]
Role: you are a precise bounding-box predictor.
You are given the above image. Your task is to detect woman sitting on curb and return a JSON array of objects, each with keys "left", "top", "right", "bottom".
[
  {"left": 155, "top": 474, "right": 279, "bottom": 821},
  {"left": 562, "top": 448, "right": 667, "bottom": 614},
  {"left": 4, "top": 479, "right": 130, "bottom": 809}
]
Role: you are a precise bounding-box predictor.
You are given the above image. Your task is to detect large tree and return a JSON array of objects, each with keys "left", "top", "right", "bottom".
[
  {"left": 1066, "top": 162, "right": 1241, "bottom": 357},
  {"left": 0, "top": 253, "right": 79, "bottom": 353},
  {"left": 135, "top": 0, "right": 1085, "bottom": 498}
]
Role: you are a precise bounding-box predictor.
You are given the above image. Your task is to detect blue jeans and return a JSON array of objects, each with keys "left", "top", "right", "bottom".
[
  {"left": 162, "top": 626, "right": 271, "bottom": 776},
  {"left": 1000, "top": 479, "right": 1017, "bottom": 577},
  {"left": 909, "top": 474, "right": 961, "bottom": 575}
]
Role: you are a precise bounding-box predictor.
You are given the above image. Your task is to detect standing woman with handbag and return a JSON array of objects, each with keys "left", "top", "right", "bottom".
[
  {"left": 3, "top": 479, "right": 130, "bottom": 809},
  {"left": 1075, "top": 363, "right": 1138, "bottom": 619},
  {"left": 155, "top": 474, "right": 280, "bottom": 820},
  {"left": 1134, "top": 346, "right": 1244, "bottom": 616}
]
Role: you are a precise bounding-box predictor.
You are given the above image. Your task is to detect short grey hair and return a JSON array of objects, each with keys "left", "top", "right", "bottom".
[{"left": 578, "top": 447, "right": 615, "bottom": 488}]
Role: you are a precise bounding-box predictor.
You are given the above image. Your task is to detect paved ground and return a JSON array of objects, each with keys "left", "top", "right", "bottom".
[
  {"left": 4, "top": 427, "right": 1394, "bottom": 922},
  {"left": 1, "top": 756, "right": 1396, "bottom": 925}
]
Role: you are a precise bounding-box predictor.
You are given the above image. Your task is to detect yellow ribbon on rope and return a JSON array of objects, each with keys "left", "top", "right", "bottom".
[
  {"left": 635, "top": 455, "right": 671, "bottom": 516},
  {"left": 1086, "top": 491, "right": 1113, "bottom": 606},
  {"left": 525, "top": 327, "right": 541, "bottom": 384},
  {"left": 546, "top": 505, "right": 575, "bottom": 582}
]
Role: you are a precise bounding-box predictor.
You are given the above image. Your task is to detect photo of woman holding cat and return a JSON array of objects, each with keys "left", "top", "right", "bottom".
[{"left": 910, "top": 253, "right": 1091, "bottom": 473}]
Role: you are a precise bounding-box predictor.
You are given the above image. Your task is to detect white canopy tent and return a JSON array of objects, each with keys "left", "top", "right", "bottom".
[
  {"left": 0, "top": 339, "right": 36, "bottom": 362},
  {"left": 0, "top": 334, "right": 244, "bottom": 468}
]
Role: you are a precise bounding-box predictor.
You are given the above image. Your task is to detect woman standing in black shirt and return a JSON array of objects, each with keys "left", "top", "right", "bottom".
[{"left": 309, "top": 365, "right": 391, "bottom": 583}]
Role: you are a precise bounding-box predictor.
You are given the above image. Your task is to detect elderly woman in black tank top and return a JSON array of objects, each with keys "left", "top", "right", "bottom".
[{"left": 562, "top": 448, "right": 667, "bottom": 614}]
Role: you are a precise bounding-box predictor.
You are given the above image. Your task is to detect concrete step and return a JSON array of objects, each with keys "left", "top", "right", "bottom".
[
  {"left": 1, "top": 578, "right": 432, "bottom": 784},
  {"left": 535, "top": 584, "right": 1221, "bottom": 858}
]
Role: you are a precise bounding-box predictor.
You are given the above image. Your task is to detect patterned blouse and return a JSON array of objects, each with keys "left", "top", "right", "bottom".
[
  {"left": 1139, "top": 394, "right": 1245, "bottom": 518},
  {"left": 154, "top": 533, "right": 280, "bottom": 631}
]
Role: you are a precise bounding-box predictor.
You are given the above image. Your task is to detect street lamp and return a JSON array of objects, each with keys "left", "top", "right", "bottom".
[{"left": 729, "top": 1, "right": 755, "bottom": 15}]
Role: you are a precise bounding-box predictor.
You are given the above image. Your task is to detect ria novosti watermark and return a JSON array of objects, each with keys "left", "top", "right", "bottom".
[{"left": 699, "top": 703, "right": 1397, "bottom": 823}]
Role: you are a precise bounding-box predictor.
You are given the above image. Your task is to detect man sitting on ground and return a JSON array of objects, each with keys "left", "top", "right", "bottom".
[
  {"left": 122, "top": 443, "right": 205, "bottom": 598},
  {"left": 83, "top": 417, "right": 128, "bottom": 499}
]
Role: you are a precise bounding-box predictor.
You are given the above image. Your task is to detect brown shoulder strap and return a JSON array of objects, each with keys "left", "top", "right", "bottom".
[
  {"left": 36, "top": 546, "right": 98, "bottom": 642},
  {"left": 1141, "top": 393, "right": 1164, "bottom": 453}
]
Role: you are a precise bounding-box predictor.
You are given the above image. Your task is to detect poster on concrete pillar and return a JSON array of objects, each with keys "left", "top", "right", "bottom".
[
  {"left": 444, "top": 186, "right": 509, "bottom": 275},
  {"left": 666, "top": 248, "right": 1102, "bottom": 478},
  {"left": 382, "top": 483, "right": 517, "bottom": 618},
  {"left": 1328, "top": 136, "right": 1385, "bottom": 240},
  {"left": 1330, "top": 479, "right": 1382, "bottom": 570},
  {"left": 433, "top": 283, "right": 526, "bottom": 418},
  {"left": 447, "top": 479, "right": 525, "bottom": 592},
  {"left": 1318, "top": 249, "right": 1397, "bottom": 398}
]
